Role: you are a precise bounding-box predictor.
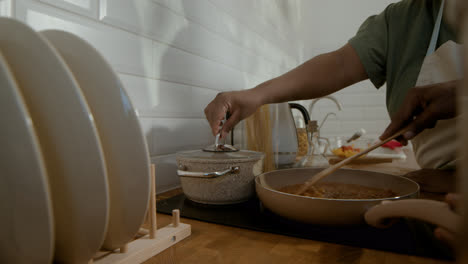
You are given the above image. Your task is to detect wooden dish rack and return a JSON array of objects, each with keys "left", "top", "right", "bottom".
[{"left": 90, "top": 165, "right": 191, "bottom": 264}]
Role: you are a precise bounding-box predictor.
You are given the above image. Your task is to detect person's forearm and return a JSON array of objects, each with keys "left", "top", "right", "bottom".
[{"left": 251, "top": 43, "right": 367, "bottom": 105}]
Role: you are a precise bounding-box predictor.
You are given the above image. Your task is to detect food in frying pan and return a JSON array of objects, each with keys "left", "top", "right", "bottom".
[
  {"left": 279, "top": 182, "right": 396, "bottom": 199},
  {"left": 332, "top": 145, "right": 361, "bottom": 158}
]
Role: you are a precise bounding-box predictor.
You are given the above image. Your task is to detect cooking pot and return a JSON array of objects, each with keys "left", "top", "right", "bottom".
[
  {"left": 177, "top": 148, "right": 264, "bottom": 205},
  {"left": 256, "top": 167, "right": 459, "bottom": 231}
]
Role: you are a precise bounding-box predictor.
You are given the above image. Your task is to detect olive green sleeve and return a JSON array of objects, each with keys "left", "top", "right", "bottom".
[{"left": 348, "top": 8, "right": 390, "bottom": 89}]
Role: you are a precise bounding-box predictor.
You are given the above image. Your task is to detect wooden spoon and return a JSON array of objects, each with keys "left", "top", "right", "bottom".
[{"left": 295, "top": 126, "right": 409, "bottom": 195}]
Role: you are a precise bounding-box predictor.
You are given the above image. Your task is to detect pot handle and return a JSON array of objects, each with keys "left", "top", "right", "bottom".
[
  {"left": 177, "top": 166, "right": 240, "bottom": 178},
  {"left": 364, "top": 199, "right": 459, "bottom": 233}
]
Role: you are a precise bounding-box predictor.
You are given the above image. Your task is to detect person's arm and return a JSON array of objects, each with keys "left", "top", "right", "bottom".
[
  {"left": 204, "top": 43, "right": 368, "bottom": 137},
  {"left": 254, "top": 43, "right": 368, "bottom": 104},
  {"left": 379, "top": 80, "right": 458, "bottom": 144}
]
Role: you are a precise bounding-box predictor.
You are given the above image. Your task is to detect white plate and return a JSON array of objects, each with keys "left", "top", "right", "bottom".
[
  {"left": 0, "top": 52, "right": 54, "bottom": 264},
  {"left": 0, "top": 18, "right": 109, "bottom": 262},
  {"left": 325, "top": 137, "right": 407, "bottom": 160},
  {"left": 41, "top": 30, "right": 151, "bottom": 249}
]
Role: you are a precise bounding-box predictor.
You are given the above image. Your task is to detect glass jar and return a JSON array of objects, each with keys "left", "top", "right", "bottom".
[{"left": 295, "top": 116, "right": 309, "bottom": 157}]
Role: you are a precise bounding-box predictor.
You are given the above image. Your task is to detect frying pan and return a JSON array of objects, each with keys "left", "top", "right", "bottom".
[{"left": 256, "top": 167, "right": 459, "bottom": 230}]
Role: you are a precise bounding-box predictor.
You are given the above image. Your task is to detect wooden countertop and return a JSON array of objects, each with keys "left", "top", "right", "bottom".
[{"left": 144, "top": 149, "right": 455, "bottom": 264}]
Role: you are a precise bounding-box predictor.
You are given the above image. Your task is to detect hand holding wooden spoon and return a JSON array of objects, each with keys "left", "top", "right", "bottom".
[{"left": 380, "top": 81, "right": 458, "bottom": 145}]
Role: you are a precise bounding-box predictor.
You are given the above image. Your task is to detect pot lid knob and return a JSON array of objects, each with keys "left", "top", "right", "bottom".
[
  {"left": 203, "top": 113, "right": 239, "bottom": 152},
  {"left": 203, "top": 142, "right": 239, "bottom": 152}
]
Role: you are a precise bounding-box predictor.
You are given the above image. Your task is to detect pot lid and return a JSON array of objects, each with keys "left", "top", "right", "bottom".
[
  {"left": 202, "top": 132, "right": 239, "bottom": 152},
  {"left": 202, "top": 143, "right": 238, "bottom": 152},
  {"left": 177, "top": 149, "right": 264, "bottom": 161}
]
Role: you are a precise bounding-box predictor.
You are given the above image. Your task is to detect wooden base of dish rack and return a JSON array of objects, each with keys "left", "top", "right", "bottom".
[{"left": 91, "top": 164, "right": 191, "bottom": 264}]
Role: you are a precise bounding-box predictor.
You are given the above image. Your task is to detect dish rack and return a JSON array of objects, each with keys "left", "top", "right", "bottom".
[{"left": 91, "top": 165, "right": 191, "bottom": 264}]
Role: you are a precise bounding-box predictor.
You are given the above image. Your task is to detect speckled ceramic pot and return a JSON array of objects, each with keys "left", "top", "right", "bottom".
[{"left": 176, "top": 150, "right": 264, "bottom": 204}]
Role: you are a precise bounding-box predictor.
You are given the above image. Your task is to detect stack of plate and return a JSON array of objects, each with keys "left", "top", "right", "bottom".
[{"left": 0, "top": 18, "right": 151, "bottom": 263}]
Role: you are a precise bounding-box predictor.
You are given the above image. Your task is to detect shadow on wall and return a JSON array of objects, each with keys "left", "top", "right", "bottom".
[{"left": 150, "top": 1, "right": 255, "bottom": 193}]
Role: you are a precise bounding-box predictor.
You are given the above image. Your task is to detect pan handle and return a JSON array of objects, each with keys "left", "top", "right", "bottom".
[
  {"left": 177, "top": 166, "right": 240, "bottom": 178},
  {"left": 364, "top": 199, "right": 459, "bottom": 233}
]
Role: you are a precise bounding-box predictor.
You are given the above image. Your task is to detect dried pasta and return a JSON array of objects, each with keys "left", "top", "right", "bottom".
[{"left": 245, "top": 105, "right": 275, "bottom": 172}]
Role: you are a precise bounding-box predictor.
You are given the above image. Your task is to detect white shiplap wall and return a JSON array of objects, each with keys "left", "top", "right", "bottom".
[{"left": 2, "top": 0, "right": 301, "bottom": 193}]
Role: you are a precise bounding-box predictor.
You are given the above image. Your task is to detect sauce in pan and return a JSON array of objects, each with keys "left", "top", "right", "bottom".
[{"left": 279, "top": 182, "right": 396, "bottom": 199}]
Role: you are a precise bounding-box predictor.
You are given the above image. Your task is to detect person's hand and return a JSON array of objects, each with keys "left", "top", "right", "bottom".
[
  {"left": 434, "top": 193, "right": 459, "bottom": 248},
  {"left": 380, "top": 80, "right": 458, "bottom": 145},
  {"left": 204, "top": 90, "right": 262, "bottom": 138}
]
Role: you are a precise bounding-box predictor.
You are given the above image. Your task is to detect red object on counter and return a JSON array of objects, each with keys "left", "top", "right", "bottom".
[{"left": 381, "top": 140, "right": 402, "bottom": 150}]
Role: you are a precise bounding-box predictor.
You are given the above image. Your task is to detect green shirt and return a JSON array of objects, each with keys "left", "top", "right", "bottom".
[{"left": 348, "top": 0, "right": 457, "bottom": 116}]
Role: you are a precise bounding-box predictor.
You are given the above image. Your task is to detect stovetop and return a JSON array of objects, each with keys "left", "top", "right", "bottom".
[{"left": 156, "top": 194, "right": 452, "bottom": 260}]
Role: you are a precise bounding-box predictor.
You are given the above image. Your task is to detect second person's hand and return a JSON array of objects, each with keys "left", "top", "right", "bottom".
[
  {"left": 204, "top": 89, "right": 263, "bottom": 138},
  {"left": 379, "top": 80, "right": 458, "bottom": 144}
]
